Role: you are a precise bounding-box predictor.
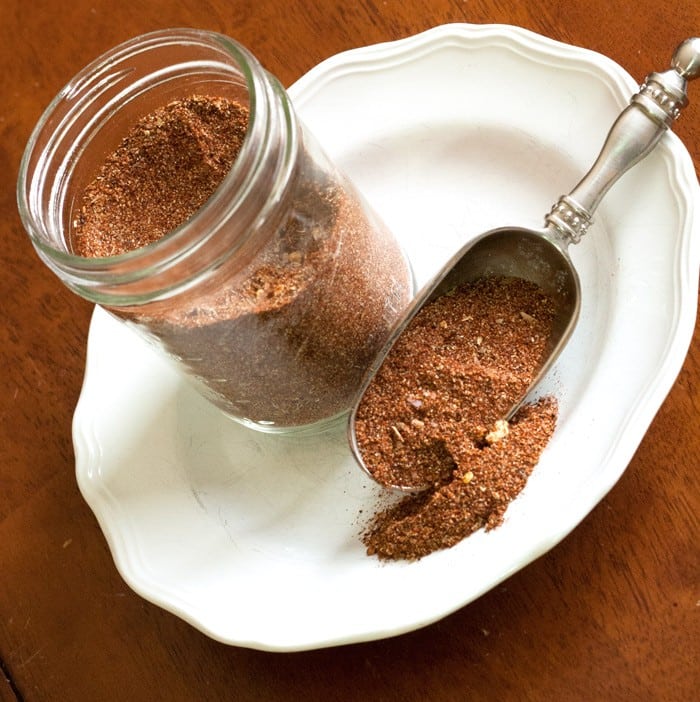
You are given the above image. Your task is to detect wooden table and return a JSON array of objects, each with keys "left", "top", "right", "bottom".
[{"left": 2, "top": 1, "right": 698, "bottom": 700}]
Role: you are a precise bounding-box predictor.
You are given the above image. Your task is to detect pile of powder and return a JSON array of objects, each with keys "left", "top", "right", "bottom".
[
  {"left": 355, "top": 276, "right": 559, "bottom": 560},
  {"left": 72, "top": 95, "right": 248, "bottom": 256},
  {"left": 71, "top": 95, "right": 412, "bottom": 426}
]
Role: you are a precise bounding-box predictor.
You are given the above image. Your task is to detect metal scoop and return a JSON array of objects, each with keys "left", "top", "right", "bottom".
[{"left": 349, "top": 37, "right": 700, "bottom": 492}]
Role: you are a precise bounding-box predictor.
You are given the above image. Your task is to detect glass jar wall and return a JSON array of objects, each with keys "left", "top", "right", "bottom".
[{"left": 18, "top": 29, "right": 413, "bottom": 432}]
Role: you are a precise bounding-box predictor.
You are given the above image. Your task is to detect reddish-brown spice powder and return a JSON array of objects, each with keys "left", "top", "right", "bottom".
[
  {"left": 72, "top": 96, "right": 248, "bottom": 256},
  {"left": 71, "top": 95, "right": 412, "bottom": 426},
  {"left": 356, "top": 277, "right": 559, "bottom": 560}
]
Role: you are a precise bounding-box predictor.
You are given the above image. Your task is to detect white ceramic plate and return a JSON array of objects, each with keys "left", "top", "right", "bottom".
[{"left": 74, "top": 24, "right": 700, "bottom": 651}]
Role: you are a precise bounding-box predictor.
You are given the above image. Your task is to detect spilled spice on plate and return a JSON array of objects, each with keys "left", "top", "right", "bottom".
[{"left": 354, "top": 276, "right": 559, "bottom": 560}]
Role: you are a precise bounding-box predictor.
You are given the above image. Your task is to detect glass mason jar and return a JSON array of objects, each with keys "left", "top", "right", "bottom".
[{"left": 18, "top": 29, "right": 413, "bottom": 432}]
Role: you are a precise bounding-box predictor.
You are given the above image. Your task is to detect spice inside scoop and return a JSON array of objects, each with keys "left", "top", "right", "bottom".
[
  {"left": 354, "top": 276, "right": 558, "bottom": 489},
  {"left": 354, "top": 276, "right": 560, "bottom": 560}
]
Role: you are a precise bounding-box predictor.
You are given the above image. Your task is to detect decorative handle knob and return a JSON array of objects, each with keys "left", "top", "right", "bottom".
[
  {"left": 672, "top": 37, "right": 700, "bottom": 80},
  {"left": 546, "top": 38, "right": 699, "bottom": 245}
]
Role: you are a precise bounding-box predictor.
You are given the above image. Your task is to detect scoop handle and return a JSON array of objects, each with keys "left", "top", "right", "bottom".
[{"left": 546, "top": 37, "right": 700, "bottom": 245}]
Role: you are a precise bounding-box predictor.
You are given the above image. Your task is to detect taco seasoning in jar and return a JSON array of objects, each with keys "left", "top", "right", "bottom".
[{"left": 18, "top": 29, "right": 413, "bottom": 431}]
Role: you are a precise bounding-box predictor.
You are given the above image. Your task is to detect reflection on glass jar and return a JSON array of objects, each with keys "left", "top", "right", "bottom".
[{"left": 18, "top": 29, "right": 413, "bottom": 432}]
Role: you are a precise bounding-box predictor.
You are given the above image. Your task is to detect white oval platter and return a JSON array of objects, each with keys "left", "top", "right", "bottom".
[{"left": 74, "top": 24, "right": 700, "bottom": 651}]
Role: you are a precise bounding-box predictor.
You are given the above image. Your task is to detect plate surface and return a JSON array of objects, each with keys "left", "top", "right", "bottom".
[{"left": 74, "top": 23, "right": 700, "bottom": 651}]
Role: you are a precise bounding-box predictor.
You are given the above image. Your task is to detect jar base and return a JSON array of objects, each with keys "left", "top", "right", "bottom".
[{"left": 226, "top": 408, "right": 349, "bottom": 436}]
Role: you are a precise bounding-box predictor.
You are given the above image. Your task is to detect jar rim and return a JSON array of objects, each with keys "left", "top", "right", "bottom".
[{"left": 17, "top": 28, "right": 297, "bottom": 303}]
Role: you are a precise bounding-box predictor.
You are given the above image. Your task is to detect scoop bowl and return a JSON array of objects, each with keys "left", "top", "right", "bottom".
[{"left": 348, "top": 37, "right": 700, "bottom": 492}]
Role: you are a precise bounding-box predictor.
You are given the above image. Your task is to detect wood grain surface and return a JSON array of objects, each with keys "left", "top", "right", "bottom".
[{"left": 1, "top": 1, "right": 698, "bottom": 700}]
